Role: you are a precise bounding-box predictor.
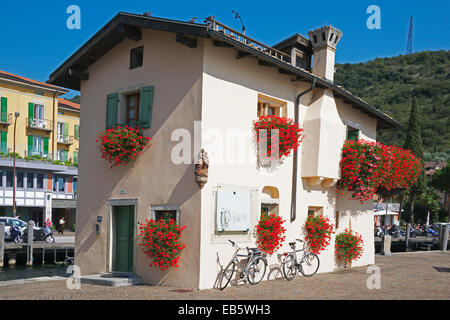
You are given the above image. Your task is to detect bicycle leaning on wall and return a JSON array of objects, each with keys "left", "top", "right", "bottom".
[
  {"left": 281, "top": 239, "right": 320, "bottom": 280},
  {"left": 218, "top": 240, "right": 268, "bottom": 290}
]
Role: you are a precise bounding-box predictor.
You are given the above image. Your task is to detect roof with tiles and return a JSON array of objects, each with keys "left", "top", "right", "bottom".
[{"left": 0, "top": 70, "right": 68, "bottom": 93}]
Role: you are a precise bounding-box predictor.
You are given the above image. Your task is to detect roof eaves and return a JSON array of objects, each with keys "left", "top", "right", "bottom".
[{"left": 208, "top": 29, "right": 399, "bottom": 129}]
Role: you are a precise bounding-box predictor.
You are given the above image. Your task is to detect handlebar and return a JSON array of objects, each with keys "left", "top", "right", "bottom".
[
  {"left": 228, "top": 239, "right": 236, "bottom": 247},
  {"left": 296, "top": 239, "right": 303, "bottom": 242}
]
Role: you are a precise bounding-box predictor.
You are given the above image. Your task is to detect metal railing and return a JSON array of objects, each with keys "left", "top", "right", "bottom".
[
  {"left": 57, "top": 135, "right": 74, "bottom": 145},
  {"left": 0, "top": 113, "right": 12, "bottom": 125},
  {"left": 26, "top": 118, "right": 54, "bottom": 131},
  {"left": 205, "top": 17, "right": 292, "bottom": 64}
]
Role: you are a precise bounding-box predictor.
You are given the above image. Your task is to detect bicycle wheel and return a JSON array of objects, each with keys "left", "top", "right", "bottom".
[
  {"left": 299, "top": 253, "right": 320, "bottom": 277},
  {"left": 247, "top": 257, "right": 267, "bottom": 285},
  {"left": 218, "top": 261, "right": 236, "bottom": 290},
  {"left": 282, "top": 253, "right": 297, "bottom": 281}
]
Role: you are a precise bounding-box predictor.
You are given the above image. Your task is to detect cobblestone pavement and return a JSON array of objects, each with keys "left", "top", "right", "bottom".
[{"left": 0, "top": 252, "right": 448, "bottom": 300}]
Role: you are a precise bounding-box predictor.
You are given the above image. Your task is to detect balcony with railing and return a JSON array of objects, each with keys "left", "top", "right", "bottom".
[
  {"left": 26, "top": 118, "right": 54, "bottom": 131},
  {"left": 205, "top": 17, "right": 292, "bottom": 65},
  {"left": 0, "top": 113, "right": 12, "bottom": 125},
  {"left": 57, "top": 135, "right": 74, "bottom": 145}
]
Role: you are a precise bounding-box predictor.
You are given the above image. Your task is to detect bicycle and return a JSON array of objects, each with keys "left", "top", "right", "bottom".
[
  {"left": 218, "top": 240, "right": 268, "bottom": 290},
  {"left": 281, "top": 239, "right": 320, "bottom": 280}
]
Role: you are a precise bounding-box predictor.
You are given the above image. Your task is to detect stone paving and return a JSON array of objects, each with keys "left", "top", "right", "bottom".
[{"left": 0, "top": 251, "right": 448, "bottom": 300}]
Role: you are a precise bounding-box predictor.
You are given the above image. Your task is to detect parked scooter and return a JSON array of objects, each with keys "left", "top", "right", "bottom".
[
  {"left": 23, "top": 225, "right": 55, "bottom": 243},
  {"left": 424, "top": 226, "right": 439, "bottom": 238},
  {"left": 388, "top": 225, "right": 402, "bottom": 238},
  {"left": 7, "top": 225, "right": 23, "bottom": 243},
  {"left": 375, "top": 226, "right": 384, "bottom": 237}
]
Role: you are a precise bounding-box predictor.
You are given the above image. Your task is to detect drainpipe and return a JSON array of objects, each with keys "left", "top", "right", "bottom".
[{"left": 290, "top": 79, "right": 316, "bottom": 222}]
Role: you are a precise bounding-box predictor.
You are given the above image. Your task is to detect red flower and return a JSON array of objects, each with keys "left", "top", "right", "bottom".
[
  {"left": 97, "top": 126, "right": 152, "bottom": 168},
  {"left": 139, "top": 216, "right": 186, "bottom": 271},
  {"left": 256, "top": 212, "right": 286, "bottom": 255},
  {"left": 253, "top": 115, "right": 304, "bottom": 160}
]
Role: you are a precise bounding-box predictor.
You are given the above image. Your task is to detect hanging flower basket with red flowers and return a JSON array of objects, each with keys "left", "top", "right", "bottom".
[
  {"left": 253, "top": 115, "right": 304, "bottom": 160},
  {"left": 256, "top": 212, "right": 286, "bottom": 255},
  {"left": 304, "top": 214, "right": 334, "bottom": 255},
  {"left": 378, "top": 144, "right": 421, "bottom": 194},
  {"left": 335, "top": 229, "right": 364, "bottom": 265},
  {"left": 139, "top": 215, "right": 186, "bottom": 271},
  {"left": 97, "top": 125, "right": 152, "bottom": 168},
  {"left": 337, "top": 139, "right": 421, "bottom": 202}
]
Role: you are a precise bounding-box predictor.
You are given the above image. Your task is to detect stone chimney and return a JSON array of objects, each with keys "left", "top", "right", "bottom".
[{"left": 308, "top": 26, "right": 342, "bottom": 81}]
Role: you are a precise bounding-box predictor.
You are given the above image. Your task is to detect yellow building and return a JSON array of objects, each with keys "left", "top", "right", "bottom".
[
  {"left": 0, "top": 70, "right": 79, "bottom": 163},
  {"left": 0, "top": 70, "right": 79, "bottom": 227}
]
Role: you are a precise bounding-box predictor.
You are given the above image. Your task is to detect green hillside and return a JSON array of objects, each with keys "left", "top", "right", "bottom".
[{"left": 335, "top": 50, "right": 450, "bottom": 160}]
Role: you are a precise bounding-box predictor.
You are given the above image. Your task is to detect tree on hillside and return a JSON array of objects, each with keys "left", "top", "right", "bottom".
[
  {"left": 403, "top": 97, "right": 426, "bottom": 224},
  {"left": 432, "top": 165, "right": 450, "bottom": 219},
  {"left": 432, "top": 165, "right": 450, "bottom": 193}
]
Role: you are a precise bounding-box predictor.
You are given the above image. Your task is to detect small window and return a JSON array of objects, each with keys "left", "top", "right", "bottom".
[
  {"left": 16, "top": 172, "right": 24, "bottom": 188},
  {"left": 73, "top": 178, "right": 78, "bottom": 194},
  {"left": 6, "top": 171, "right": 13, "bottom": 187},
  {"left": 58, "top": 177, "right": 65, "bottom": 192},
  {"left": 151, "top": 205, "right": 180, "bottom": 224},
  {"left": 126, "top": 93, "right": 140, "bottom": 125},
  {"left": 155, "top": 210, "right": 177, "bottom": 222},
  {"left": 130, "top": 46, "right": 144, "bottom": 69},
  {"left": 36, "top": 173, "right": 44, "bottom": 189},
  {"left": 257, "top": 94, "right": 286, "bottom": 118},
  {"left": 346, "top": 126, "right": 360, "bottom": 141},
  {"left": 27, "top": 172, "right": 34, "bottom": 189},
  {"left": 308, "top": 206, "right": 323, "bottom": 217}
]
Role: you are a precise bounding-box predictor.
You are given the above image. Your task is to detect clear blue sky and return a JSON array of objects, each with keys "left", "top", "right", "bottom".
[{"left": 0, "top": 0, "right": 448, "bottom": 98}]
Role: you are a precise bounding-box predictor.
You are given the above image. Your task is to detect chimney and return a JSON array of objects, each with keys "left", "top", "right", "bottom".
[{"left": 308, "top": 26, "right": 342, "bottom": 81}]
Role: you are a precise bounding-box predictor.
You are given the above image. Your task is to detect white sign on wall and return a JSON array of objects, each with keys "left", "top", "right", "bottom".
[{"left": 216, "top": 189, "right": 251, "bottom": 232}]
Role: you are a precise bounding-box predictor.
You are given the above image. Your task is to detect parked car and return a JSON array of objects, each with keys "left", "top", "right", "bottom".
[{"left": 0, "top": 216, "right": 27, "bottom": 240}]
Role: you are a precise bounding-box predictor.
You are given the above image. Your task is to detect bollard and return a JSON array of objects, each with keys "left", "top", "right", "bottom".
[
  {"left": 405, "top": 223, "right": 411, "bottom": 252},
  {"left": 0, "top": 223, "right": 4, "bottom": 268},
  {"left": 439, "top": 225, "right": 449, "bottom": 251},
  {"left": 382, "top": 234, "right": 392, "bottom": 255},
  {"left": 26, "top": 221, "right": 34, "bottom": 266}
]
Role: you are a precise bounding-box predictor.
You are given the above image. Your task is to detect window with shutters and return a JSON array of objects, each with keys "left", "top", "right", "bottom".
[
  {"left": 0, "top": 131, "right": 7, "bottom": 154},
  {"left": 106, "top": 86, "right": 153, "bottom": 129}
]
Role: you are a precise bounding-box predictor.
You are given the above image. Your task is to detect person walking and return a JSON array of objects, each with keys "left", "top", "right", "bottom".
[{"left": 58, "top": 217, "right": 65, "bottom": 235}]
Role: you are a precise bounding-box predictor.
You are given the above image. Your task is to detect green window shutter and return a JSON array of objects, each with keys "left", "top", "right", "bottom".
[
  {"left": 74, "top": 151, "right": 78, "bottom": 165},
  {"left": 74, "top": 124, "right": 79, "bottom": 139},
  {"left": 28, "top": 102, "right": 34, "bottom": 126},
  {"left": 43, "top": 137, "right": 49, "bottom": 156},
  {"left": 1, "top": 131, "right": 7, "bottom": 154},
  {"left": 63, "top": 150, "right": 68, "bottom": 162},
  {"left": 1, "top": 97, "right": 7, "bottom": 123},
  {"left": 64, "top": 123, "right": 69, "bottom": 137},
  {"left": 106, "top": 93, "right": 119, "bottom": 129},
  {"left": 139, "top": 86, "right": 154, "bottom": 128},
  {"left": 28, "top": 136, "right": 33, "bottom": 155}
]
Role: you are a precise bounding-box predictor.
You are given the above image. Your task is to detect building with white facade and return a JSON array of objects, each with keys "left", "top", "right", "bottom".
[{"left": 48, "top": 13, "right": 399, "bottom": 289}]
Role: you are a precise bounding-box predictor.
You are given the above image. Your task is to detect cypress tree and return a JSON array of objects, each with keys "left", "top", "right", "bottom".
[{"left": 403, "top": 96, "right": 426, "bottom": 224}]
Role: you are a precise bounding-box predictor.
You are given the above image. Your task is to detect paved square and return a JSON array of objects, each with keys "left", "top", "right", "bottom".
[{"left": 0, "top": 252, "right": 448, "bottom": 300}]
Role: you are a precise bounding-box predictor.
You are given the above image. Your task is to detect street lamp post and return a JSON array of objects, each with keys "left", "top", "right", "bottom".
[{"left": 12, "top": 112, "right": 20, "bottom": 217}]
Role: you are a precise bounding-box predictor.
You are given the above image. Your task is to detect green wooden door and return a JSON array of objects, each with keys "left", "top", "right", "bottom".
[{"left": 113, "top": 206, "right": 134, "bottom": 272}]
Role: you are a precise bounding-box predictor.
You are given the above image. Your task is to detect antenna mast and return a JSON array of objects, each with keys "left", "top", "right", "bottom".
[
  {"left": 406, "top": 16, "right": 413, "bottom": 54},
  {"left": 232, "top": 10, "right": 246, "bottom": 34}
]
